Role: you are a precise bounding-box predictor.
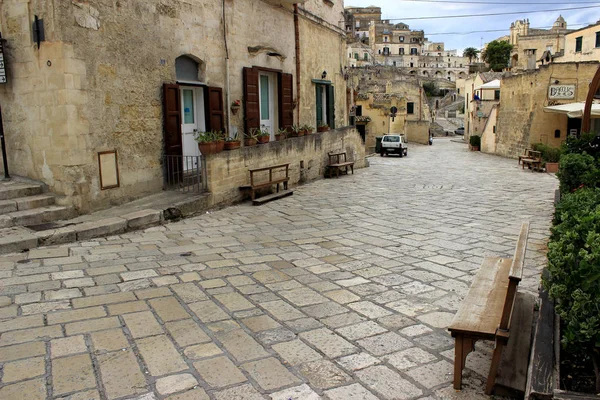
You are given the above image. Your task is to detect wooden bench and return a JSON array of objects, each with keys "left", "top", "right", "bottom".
[
  {"left": 448, "top": 222, "right": 529, "bottom": 395},
  {"left": 327, "top": 152, "right": 354, "bottom": 178},
  {"left": 518, "top": 148, "right": 533, "bottom": 166},
  {"left": 521, "top": 150, "right": 542, "bottom": 171},
  {"left": 242, "top": 164, "right": 293, "bottom": 205}
]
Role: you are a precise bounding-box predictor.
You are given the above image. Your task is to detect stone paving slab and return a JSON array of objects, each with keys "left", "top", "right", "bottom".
[{"left": 0, "top": 139, "right": 556, "bottom": 399}]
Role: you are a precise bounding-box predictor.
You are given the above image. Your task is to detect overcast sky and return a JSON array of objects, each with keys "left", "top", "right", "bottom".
[{"left": 345, "top": 0, "right": 599, "bottom": 53}]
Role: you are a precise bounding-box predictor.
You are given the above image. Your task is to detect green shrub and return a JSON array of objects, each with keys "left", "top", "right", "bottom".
[
  {"left": 557, "top": 153, "right": 599, "bottom": 194},
  {"left": 561, "top": 132, "right": 600, "bottom": 159},
  {"left": 532, "top": 143, "right": 562, "bottom": 163},
  {"left": 469, "top": 135, "right": 481, "bottom": 147},
  {"left": 543, "top": 188, "right": 600, "bottom": 390}
]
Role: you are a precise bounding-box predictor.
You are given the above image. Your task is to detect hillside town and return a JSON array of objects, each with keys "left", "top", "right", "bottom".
[{"left": 0, "top": 1, "right": 599, "bottom": 399}]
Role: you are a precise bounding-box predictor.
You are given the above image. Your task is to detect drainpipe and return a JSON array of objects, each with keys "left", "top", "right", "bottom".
[
  {"left": 223, "top": 0, "right": 231, "bottom": 137},
  {"left": 294, "top": 4, "right": 301, "bottom": 125}
]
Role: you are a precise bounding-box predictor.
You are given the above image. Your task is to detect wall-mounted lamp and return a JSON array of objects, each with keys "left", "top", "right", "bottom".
[
  {"left": 554, "top": 80, "right": 560, "bottom": 84},
  {"left": 321, "top": 70, "right": 327, "bottom": 80}
]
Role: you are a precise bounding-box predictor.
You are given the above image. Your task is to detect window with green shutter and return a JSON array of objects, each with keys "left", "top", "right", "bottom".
[{"left": 407, "top": 102, "right": 415, "bottom": 114}]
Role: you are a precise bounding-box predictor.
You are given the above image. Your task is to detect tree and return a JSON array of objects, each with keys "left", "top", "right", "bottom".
[
  {"left": 462, "top": 47, "right": 480, "bottom": 64},
  {"left": 482, "top": 40, "right": 513, "bottom": 71}
]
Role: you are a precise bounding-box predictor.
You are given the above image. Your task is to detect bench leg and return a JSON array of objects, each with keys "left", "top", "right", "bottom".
[
  {"left": 350, "top": 165, "right": 354, "bottom": 174},
  {"left": 453, "top": 335, "right": 476, "bottom": 390},
  {"left": 485, "top": 340, "right": 505, "bottom": 395}
]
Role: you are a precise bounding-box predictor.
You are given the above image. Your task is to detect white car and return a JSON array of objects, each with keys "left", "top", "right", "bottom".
[{"left": 380, "top": 134, "right": 408, "bottom": 157}]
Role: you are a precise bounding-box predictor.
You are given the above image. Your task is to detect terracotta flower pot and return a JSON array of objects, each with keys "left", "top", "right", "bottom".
[
  {"left": 215, "top": 140, "right": 225, "bottom": 153},
  {"left": 545, "top": 162, "right": 559, "bottom": 173},
  {"left": 224, "top": 141, "right": 241, "bottom": 150},
  {"left": 244, "top": 138, "right": 257, "bottom": 147},
  {"left": 318, "top": 126, "right": 329, "bottom": 132},
  {"left": 257, "top": 136, "right": 270, "bottom": 144},
  {"left": 275, "top": 134, "right": 285, "bottom": 141},
  {"left": 197, "top": 142, "right": 218, "bottom": 155}
]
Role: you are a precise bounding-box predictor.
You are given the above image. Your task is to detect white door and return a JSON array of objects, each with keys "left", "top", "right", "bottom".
[
  {"left": 180, "top": 87, "right": 205, "bottom": 168},
  {"left": 259, "top": 72, "right": 278, "bottom": 139}
]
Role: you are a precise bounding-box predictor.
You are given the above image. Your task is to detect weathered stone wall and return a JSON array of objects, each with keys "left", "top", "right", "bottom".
[
  {"left": 495, "top": 62, "right": 599, "bottom": 158},
  {"left": 481, "top": 105, "right": 498, "bottom": 154},
  {"left": 205, "top": 127, "right": 366, "bottom": 206},
  {"left": 0, "top": 0, "right": 348, "bottom": 213},
  {"left": 406, "top": 121, "right": 429, "bottom": 145}
]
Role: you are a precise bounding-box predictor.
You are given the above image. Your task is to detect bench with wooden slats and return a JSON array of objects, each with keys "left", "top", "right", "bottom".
[
  {"left": 242, "top": 163, "right": 293, "bottom": 205},
  {"left": 448, "top": 222, "right": 529, "bottom": 394},
  {"left": 326, "top": 152, "right": 354, "bottom": 178}
]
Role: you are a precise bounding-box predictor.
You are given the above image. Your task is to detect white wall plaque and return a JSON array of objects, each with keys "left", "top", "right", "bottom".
[{"left": 548, "top": 85, "right": 575, "bottom": 100}]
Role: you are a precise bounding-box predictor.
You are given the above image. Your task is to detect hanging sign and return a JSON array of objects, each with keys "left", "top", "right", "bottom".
[{"left": 0, "top": 35, "right": 6, "bottom": 84}]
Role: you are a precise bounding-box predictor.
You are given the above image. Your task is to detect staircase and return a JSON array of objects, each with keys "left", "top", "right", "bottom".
[{"left": 0, "top": 178, "right": 76, "bottom": 254}]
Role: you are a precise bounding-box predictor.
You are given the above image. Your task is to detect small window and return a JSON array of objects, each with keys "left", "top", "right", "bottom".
[
  {"left": 393, "top": 61, "right": 397, "bottom": 66},
  {"left": 384, "top": 36, "right": 388, "bottom": 42},
  {"left": 575, "top": 36, "right": 583, "bottom": 52},
  {"left": 399, "top": 48, "right": 404, "bottom": 55},
  {"left": 355, "top": 20, "right": 360, "bottom": 28},
  {"left": 493, "top": 125, "right": 496, "bottom": 133},
  {"left": 399, "top": 36, "right": 404, "bottom": 42},
  {"left": 407, "top": 102, "right": 415, "bottom": 114},
  {"left": 354, "top": 53, "right": 359, "bottom": 60},
  {"left": 555, "top": 129, "right": 561, "bottom": 138},
  {"left": 494, "top": 90, "right": 500, "bottom": 100},
  {"left": 457, "top": 88, "right": 460, "bottom": 94},
  {"left": 363, "top": 53, "right": 368, "bottom": 61},
  {"left": 410, "top": 48, "right": 418, "bottom": 55},
  {"left": 596, "top": 32, "right": 600, "bottom": 48}
]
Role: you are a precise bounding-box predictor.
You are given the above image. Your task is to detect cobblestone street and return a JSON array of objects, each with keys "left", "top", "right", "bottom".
[{"left": 0, "top": 139, "right": 558, "bottom": 400}]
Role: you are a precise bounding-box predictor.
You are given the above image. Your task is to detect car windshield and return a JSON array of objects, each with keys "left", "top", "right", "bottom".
[{"left": 383, "top": 136, "right": 400, "bottom": 142}]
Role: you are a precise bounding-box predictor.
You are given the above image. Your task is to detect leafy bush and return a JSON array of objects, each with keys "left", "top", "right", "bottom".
[
  {"left": 469, "top": 135, "right": 481, "bottom": 147},
  {"left": 543, "top": 188, "right": 600, "bottom": 391},
  {"left": 561, "top": 132, "right": 600, "bottom": 159},
  {"left": 557, "top": 153, "right": 599, "bottom": 194},
  {"left": 532, "top": 143, "right": 562, "bottom": 163}
]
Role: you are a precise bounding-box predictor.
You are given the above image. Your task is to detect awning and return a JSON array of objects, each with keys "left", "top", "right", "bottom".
[
  {"left": 543, "top": 102, "right": 600, "bottom": 118},
  {"left": 475, "top": 79, "right": 500, "bottom": 90}
]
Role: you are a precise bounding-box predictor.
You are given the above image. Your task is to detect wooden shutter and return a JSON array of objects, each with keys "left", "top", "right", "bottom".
[
  {"left": 327, "top": 85, "right": 335, "bottom": 129},
  {"left": 316, "top": 85, "right": 323, "bottom": 127},
  {"left": 243, "top": 67, "right": 260, "bottom": 134},
  {"left": 205, "top": 86, "right": 224, "bottom": 133},
  {"left": 279, "top": 73, "right": 294, "bottom": 129},
  {"left": 162, "top": 84, "right": 182, "bottom": 156}
]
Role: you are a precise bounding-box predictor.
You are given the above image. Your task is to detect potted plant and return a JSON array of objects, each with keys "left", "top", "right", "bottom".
[
  {"left": 302, "top": 124, "right": 314, "bottom": 135},
  {"left": 244, "top": 129, "right": 258, "bottom": 147},
  {"left": 355, "top": 116, "right": 371, "bottom": 125},
  {"left": 195, "top": 130, "right": 223, "bottom": 155},
  {"left": 275, "top": 128, "right": 287, "bottom": 141},
  {"left": 224, "top": 130, "right": 241, "bottom": 150},
  {"left": 257, "top": 129, "right": 270, "bottom": 144},
  {"left": 289, "top": 125, "right": 304, "bottom": 137},
  {"left": 231, "top": 99, "right": 241, "bottom": 115},
  {"left": 533, "top": 143, "right": 561, "bottom": 173},
  {"left": 469, "top": 135, "right": 481, "bottom": 151},
  {"left": 317, "top": 122, "right": 329, "bottom": 132}
]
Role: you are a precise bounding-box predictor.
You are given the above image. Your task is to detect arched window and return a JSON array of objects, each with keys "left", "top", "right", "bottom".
[{"left": 175, "top": 55, "right": 206, "bottom": 82}]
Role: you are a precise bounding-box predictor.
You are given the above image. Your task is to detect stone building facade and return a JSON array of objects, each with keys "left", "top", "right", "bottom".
[
  {"left": 508, "top": 16, "right": 571, "bottom": 71},
  {"left": 556, "top": 21, "right": 600, "bottom": 63},
  {"left": 348, "top": 67, "right": 431, "bottom": 151},
  {"left": 0, "top": 0, "right": 350, "bottom": 213},
  {"left": 343, "top": 7, "right": 468, "bottom": 82},
  {"left": 493, "top": 62, "right": 599, "bottom": 158}
]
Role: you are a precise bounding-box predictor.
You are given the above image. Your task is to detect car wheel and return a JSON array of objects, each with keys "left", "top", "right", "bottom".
[
  {"left": 398, "top": 150, "right": 403, "bottom": 158},
  {"left": 404, "top": 149, "right": 408, "bottom": 156},
  {"left": 380, "top": 151, "right": 384, "bottom": 157}
]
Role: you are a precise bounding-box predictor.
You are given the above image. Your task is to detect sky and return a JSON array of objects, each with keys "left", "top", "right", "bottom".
[{"left": 344, "top": 0, "right": 600, "bottom": 53}]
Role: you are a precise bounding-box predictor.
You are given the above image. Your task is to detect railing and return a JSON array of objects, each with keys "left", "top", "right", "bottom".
[{"left": 162, "top": 155, "right": 207, "bottom": 193}]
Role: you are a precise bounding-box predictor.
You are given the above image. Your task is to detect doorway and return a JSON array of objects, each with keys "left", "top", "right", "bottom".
[
  {"left": 259, "top": 71, "right": 278, "bottom": 139},
  {"left": 180, "top": 87, "right": 205, "bottom": 169}
]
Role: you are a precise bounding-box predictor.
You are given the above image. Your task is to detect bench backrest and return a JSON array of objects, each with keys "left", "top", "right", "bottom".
[
  {"left": 498, "top": 222, "right": 530, "bottom": 332},
  {"left": 328, "top": 152, "right": 347, "bottom": 164},
  {"left": 529, "top": 151, "right": 541, "bottom": 161},
  {"left": 249, "top": 164, "right": 290, "bottom": 187}
]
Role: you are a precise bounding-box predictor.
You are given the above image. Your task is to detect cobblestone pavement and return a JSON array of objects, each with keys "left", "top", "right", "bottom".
[{"left": 0, "top": 139, "right": 558, "bottom": 400}]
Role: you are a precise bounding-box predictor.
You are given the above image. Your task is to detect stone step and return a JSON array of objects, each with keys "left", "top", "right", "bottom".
[
  {"left": 0, "top": 206, "right": 76, "bottom": 228},
  {"left": 0, "top": 194, "right": 56, "bottom": 215},
  {"left": 0, "top": 182, "right": 43, "bottom": 200},
  {"left": 0, "top": 227, "right": 39, "bottom": 255}
]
